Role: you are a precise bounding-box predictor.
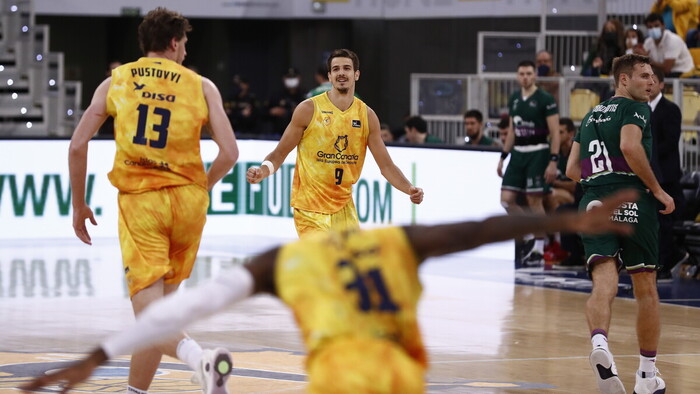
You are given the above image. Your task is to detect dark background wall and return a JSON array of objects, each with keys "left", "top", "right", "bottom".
[{"left": 37, "top": 15, "right": 539, "bottom": 129}]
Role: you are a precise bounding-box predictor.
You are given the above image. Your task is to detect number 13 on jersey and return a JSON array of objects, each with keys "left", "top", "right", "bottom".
[{"left": 132, "top": 104, "right": 171, "bottom": 149}]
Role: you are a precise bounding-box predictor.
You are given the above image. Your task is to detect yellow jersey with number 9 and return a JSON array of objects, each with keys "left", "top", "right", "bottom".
[
  {"left": 291, "top": 92, "right": 370, "bottom": 213},
  {"left": 275, "top": 226, "right": 427, "bottom": 368},
  {"left": 106, "top": 57, "right": 209, "bottom": 193}
]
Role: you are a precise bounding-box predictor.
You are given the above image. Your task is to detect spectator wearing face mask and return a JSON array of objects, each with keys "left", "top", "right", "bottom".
[
  {"left": 535, "top": 50, "right": 561, "bottom": 103},
  {"left": 265, "top": 67, "right": 306, "bottom": 136},
  {"left": 581, "top": 18, "right": 626, "bottom": 77},
  {"left": 625, "top": 28, "right": 646, "bottom": 55},
  {"left": 225, "top": 75, "right": 260, "bottom": 135},
  {"left": 641, "top": 13, "right": 695, "bottom": 77},
  {"left": 650, "top": 0, "right": 699, "bottom": 42}
]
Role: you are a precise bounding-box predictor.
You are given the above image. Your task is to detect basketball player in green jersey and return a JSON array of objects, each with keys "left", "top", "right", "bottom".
[
  {"left": 567, "top": 54, "right": 673, "bottom": 394},
  {"left": 497, "top": 60, "right": 560, "bottom": 266}
]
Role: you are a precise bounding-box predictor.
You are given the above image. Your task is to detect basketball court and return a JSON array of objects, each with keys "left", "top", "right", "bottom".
[{"left": 2, "top": 235, "right": 700, "bottom": 393}]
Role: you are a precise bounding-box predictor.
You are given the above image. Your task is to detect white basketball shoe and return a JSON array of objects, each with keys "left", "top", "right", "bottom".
[
  {"left": 633, "top": 369, "right": 666, "bottom": 394},
  {"left": 192, "top": 348, "right": 232, "bottom": 394},
  {"left": 589, "top": 347, "right": 626, "bottom": 394}
]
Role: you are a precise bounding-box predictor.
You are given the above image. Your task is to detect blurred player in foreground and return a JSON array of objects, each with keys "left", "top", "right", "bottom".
[{"left": 22, "top": 190, "right": 637, "bottom": 394}]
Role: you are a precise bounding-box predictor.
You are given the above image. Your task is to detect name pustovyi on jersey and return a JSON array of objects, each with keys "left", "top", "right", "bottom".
[{"left": 130, "top": 67, "right": 182, "bottom": 83}]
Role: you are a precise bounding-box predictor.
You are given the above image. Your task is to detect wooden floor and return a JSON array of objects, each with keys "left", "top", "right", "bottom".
[{"left": 2, "top": 238, "right": 700, "bottom": 393}]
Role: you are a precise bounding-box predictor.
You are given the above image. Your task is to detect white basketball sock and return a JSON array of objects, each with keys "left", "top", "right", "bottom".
[
  {"left": 127, "top": 386, "right": 148, "bottom": 394},
  {"left": 177, "top": 337, "right": 204, "bottom": 371},
  {"left": 591, "top": 333, "right": 609, "bottom": 351},
  {"left": 639, "top": 354, "right": 657, "bottom": 376}
]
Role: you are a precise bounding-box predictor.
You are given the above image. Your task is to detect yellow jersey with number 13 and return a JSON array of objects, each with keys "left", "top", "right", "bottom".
[
  {"left": 106, "top": 57, "right": 209, "bottom": 193},
  {"left": 291, "top": 92, "right": 370, "bottom": 214}
]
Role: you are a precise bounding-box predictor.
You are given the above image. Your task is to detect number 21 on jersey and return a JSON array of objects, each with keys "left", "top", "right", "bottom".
[{"left": 589, "top": 139, "right": 612, "bottom": 174}]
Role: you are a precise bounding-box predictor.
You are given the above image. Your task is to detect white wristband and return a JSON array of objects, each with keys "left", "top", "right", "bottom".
[{"left": 261, "top": 160, "right": 276, "bottom": 175}]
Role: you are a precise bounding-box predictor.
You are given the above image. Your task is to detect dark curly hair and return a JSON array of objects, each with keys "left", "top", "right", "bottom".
[{"left": 138, "top": 7, "right": 192, "bottom": 55}]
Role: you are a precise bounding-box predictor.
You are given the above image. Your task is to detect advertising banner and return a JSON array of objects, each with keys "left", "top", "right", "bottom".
[{"left": 0, "top": 140, "right": 503, "bottom": 240}]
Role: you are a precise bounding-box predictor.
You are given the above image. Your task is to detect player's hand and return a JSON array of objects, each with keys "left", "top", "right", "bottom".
[
  {"left": 497, "top": 159, "right": 504, "bottom": 178},
  {"left": 72, "top": 203, "right": 97, "bottom": 245},
  {"left": 544, "top": 161, "right": 557, "bottom": 184},
  {"left": 20, "top": 350, "right": 104, "bottom": 393},
  {"left": 654, "top": 189, "right": 675, "bottom": 215},
  {"left": 409, "top": 186, "right": 423, "bottom": 204},
  {"left": 246, "top": 166, "right": 264, "bottom": 184},
  {"left": 568, "top": 189, "right": 639, "bottom": 235}
]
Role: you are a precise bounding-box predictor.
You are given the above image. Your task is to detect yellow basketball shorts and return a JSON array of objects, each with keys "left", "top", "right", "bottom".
[
  {"left": 293, "top": 198, "right": 359, "bottom": 237},
  {"left": 307, "top": 337, "right": 425, "bottom": 394},
  {"left": 117, "top": 184, "right": 209, "bottom": 297}
]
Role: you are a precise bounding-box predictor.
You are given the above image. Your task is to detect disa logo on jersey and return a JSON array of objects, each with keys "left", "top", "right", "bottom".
[{"left": 142, "top": 91, "right": 176, "bottom": 102}]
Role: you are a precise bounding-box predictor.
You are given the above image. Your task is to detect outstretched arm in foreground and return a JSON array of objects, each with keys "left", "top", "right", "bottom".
[
  {"left": 406, "top": 189, "right": 637, "bottom": 262},
  {"left": 20, "top": 248, "right": 279, "bottom": 393}
]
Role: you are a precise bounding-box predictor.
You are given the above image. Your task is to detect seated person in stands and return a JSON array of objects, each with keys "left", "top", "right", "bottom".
[
  {"left": 544, "top": 117, "right": 581, "bottom": 264},
  {"left": 625, "top": 28, "right": 646, "bottom": 55},
  {"left": 545, "top": 117, "right": 576, "bottom": 212},
  {"left": 380, "top": 123, "right": 394, "bottom": 143},
  {"left": 403, "top": 116, "right": 443, "bottom": 144},
  {"left": 226, "top": 75, "right": 260, "bottom": 135},
  {"left": 463, "top": 109, "right": 499, "bottom": 146},
  {"left": 497, "top": 115, "right": 509, "bottom": 146},
  {"left": 650, "top": 0, "right": 699, "bottom": 41},
  {"left": 641, "top": 13, "right": 695, "bottom": 77},
  {"left": 582, "top": 18, "right": 625, "bottom": 76},
  {"left": 535, "top": 50, "right": 561, "bottom": 102}
]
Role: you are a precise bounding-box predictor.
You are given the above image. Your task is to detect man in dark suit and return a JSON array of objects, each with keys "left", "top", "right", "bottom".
[{"left": 650, "top": 65, "right": 687, "bottom": 279}]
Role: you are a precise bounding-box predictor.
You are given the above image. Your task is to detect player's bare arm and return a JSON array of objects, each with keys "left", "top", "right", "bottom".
[
  {"left": 552, "top": 176, "right": 577, "bottom": 194},
  {"left": 69, "top": 77, "right": 111, "bottom": 245},
  {"left": 202, "top": 77, "right": 239, "bottom": 191},
  {"left": 544, "top": 113, "right": 560, "bottom": 184},
  {"left": 620, "top": 123, "right": 674, "bottom": 214},
  {"left": 21, "top": 348, "right": 108, "bottom": 393},
  {"left": 566, "top": 141, "right": 582, "bottom": 182},
  {"left": 246, "top": 99, "right": 313, "bottom": 184},
  {"left": 366, "top": 107, "right": 423, "bottom": 204},
  {"left": 21, "top": 250, "right": 278, "bottom": 393},
  {"left": 406, "top": 189, "right": 637, "bottom": 262},
  {"left": 497, "top": 117, "right": 515, "bottom": 178}
]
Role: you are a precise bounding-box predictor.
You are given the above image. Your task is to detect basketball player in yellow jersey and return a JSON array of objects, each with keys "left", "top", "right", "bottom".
[
  {"left": 247, "top": 49, "right": 424, "bottom": 236},
  {"left": 22, "top": 190, "right": 637, "bottom": 394},
  {"left": 65, "top": 8, "right": 237, "bottom": 394}
]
